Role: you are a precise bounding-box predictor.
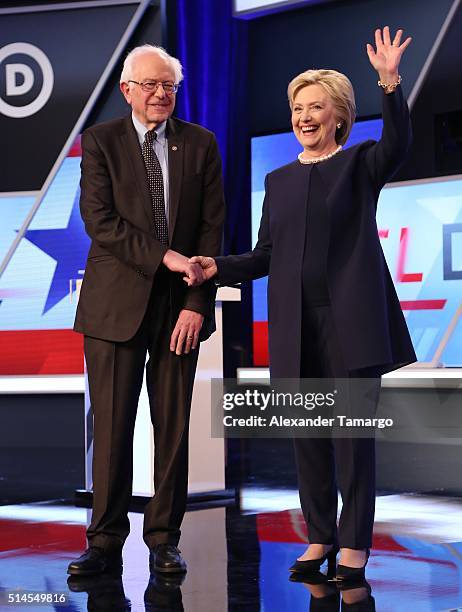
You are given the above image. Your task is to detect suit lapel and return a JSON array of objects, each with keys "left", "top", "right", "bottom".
[
  {"left": 273, "top": 161, "right": 310, "bottom": 264},
  {"left": 282, "top": 160, "right": 310, "bottom": 224},
  {"left": 120, "top": 115, "right": 154, "bottom": 226},
  {"left": 290, "top": 161, "right": 310, "bottom": 255},
  {"left": 166, "top": 118, "right": 184, "bottom": 238},
  {"left": 315, "top": 147, "right": 350, "bottom": 214}
]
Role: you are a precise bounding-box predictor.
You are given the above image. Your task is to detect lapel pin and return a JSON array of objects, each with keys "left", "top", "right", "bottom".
[{"left": 171, "top": 145, "right": 178, "bottom": 151}]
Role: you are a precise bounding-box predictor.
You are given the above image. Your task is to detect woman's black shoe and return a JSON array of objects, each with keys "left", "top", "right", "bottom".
[
  {"left": 335, "top": 549, "right": 370, "bottom": 582},
  {"left": 289, "top": 570, "right": 329, "bottom": 585},
  {"left": 289, "top": 546, "right": 339, "bottom": 577}
]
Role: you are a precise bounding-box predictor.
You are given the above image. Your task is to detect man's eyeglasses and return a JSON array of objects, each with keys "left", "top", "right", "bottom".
[{"left": 128, "top": 80, "right": 179, "bottom": 94}]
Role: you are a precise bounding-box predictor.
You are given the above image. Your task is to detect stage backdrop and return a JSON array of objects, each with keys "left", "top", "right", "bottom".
[{"left": 0, "top": 1, "right": 150, "bottom": 375}]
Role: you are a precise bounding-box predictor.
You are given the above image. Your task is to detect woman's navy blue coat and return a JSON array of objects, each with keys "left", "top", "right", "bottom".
[{"left": 216, "top": 87, "right": 417, "bottom": 377}]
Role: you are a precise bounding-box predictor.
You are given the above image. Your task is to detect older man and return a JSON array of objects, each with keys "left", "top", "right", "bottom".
[{"left": 68, "top": 45, "right": 225, "bottom": 575}]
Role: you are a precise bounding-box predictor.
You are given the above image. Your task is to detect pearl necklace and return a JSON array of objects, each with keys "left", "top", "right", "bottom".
[{"left": 298, "top": 145, "right": 343, "bottom": 165}]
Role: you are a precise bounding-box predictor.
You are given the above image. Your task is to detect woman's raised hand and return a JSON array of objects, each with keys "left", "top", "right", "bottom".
[{"left": 366, "top": 26, "right": 412, "bottom": 82}]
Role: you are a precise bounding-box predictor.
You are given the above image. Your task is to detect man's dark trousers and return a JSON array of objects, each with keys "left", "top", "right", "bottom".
[{"left": 84, "top": 270, "right": 198, "bottom": 553}]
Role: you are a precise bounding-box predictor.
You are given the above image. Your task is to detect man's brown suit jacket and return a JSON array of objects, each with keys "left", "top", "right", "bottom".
[{"left": 74, "top": 115, "right": 225, "bottom": 342}]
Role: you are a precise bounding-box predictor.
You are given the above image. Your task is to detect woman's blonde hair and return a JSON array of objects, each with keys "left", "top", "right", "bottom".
[{"left": 287, "top": 69, "right": 356, "bottom": 145}]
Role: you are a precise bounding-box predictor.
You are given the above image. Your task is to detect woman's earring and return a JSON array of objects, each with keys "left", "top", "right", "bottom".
[{"left": 337, "top": 122, "right": 342, "bottom": 129}]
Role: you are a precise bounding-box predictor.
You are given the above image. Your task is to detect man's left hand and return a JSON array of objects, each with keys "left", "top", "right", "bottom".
[{"left": 170, "top": 309, "right": 204, "bottom": 355}]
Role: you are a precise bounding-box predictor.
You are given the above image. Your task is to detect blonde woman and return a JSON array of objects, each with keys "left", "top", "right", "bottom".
[{"left": 191, "top": 27, "right": 414, "bottom": 581}]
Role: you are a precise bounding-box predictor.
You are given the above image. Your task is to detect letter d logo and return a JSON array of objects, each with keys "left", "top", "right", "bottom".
[{"left": 0, "top": 42, "right": 54, "bottom": 118}]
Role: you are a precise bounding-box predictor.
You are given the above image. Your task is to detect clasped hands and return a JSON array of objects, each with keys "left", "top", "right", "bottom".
[
  {"left": 161, "top": 249, "right": 217, "bottom": 288},
  {"left": 161, "top": 250, "right": 217, "bottom": 355}
]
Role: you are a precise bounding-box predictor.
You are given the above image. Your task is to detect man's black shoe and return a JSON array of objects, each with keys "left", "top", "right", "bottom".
[
  {"left": 67, "top": 547, "right": 123, "bottom": 576},
  {"left": 149, "top": 544, "right": 187, "bottom": 574}
]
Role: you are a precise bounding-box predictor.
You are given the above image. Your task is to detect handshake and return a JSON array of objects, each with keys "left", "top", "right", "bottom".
[{"left": 162, "top": 250, "right": 217, "bottom": 287}]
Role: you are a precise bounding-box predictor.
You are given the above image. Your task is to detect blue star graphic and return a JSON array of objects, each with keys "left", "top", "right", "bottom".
[{"left": 23, "top": 188, "right": 90, "bottom": 314}]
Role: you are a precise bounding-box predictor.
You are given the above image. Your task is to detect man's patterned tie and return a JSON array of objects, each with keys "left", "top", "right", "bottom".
[{"left": 142, "top": 129, "right": 169, "bottom": 245}]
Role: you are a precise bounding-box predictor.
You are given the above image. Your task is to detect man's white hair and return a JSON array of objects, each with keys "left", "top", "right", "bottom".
[{"left": 120, "top": 44, "right": 184, "bottom": 84}]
